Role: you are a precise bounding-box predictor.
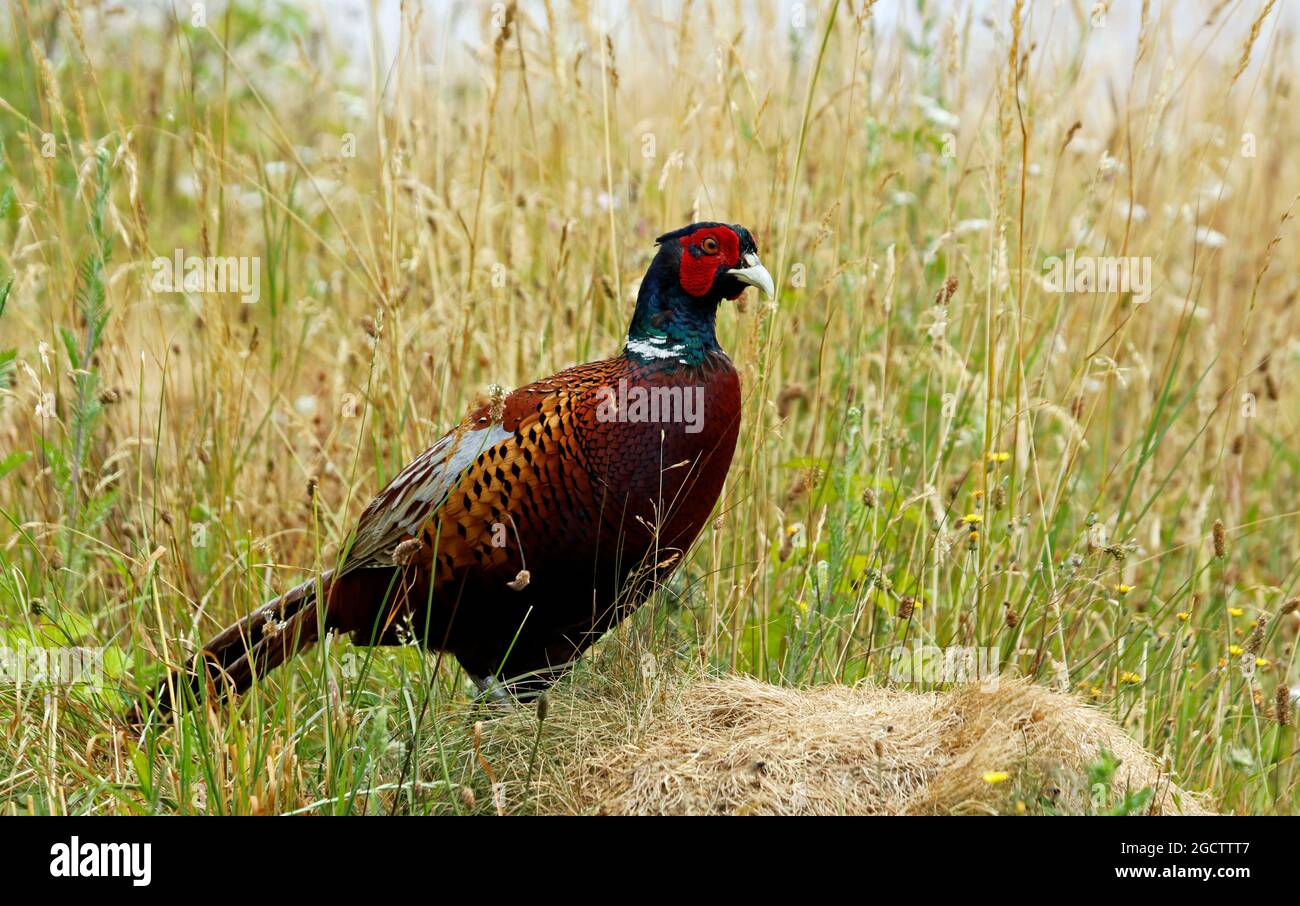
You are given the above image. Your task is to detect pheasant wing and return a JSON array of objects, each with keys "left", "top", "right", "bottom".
[
  {"left": 338, "top": 366, "right": 608, "bottom": 575},
  {"left": 339, "top": 420, "right": 513, "bottom": 573}
]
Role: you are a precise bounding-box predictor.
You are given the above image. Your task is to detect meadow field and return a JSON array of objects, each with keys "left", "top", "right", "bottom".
[{"left": 0, "top": 0, "right": 1298, "bottom": 815}]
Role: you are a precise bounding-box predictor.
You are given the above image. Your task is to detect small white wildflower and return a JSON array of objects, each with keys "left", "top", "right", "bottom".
[
  {"left": 955, "top": 219, "right": 990, "bottom": 235},
  {"left": 1196, "top": 180, "right": 1231, "bottom": 204},
  {"left": 927, "top": 310, "right": 949, "bottom": 341},
  {"left": 1118, "top": 200, "right": 1148, "bottom": 222},
  {"left": 923, "top": 105, "right": 959, "bottom": 130},
  {"left": 1195, "top": 227, "right": 1227, "bottom": 248}
]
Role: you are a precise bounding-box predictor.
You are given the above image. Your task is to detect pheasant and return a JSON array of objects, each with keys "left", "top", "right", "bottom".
[{"left": 148, "top": 222, "right": 772, "bottom": 713}]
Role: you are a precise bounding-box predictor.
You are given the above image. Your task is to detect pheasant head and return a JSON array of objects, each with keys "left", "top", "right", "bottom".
[{"left": 626, "top": 222, "right": 773, "bottom": 366}]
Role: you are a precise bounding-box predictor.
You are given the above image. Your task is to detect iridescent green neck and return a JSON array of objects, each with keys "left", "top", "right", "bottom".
[{"left": 625, "top": 272, "right": 721, "bottom": 368}]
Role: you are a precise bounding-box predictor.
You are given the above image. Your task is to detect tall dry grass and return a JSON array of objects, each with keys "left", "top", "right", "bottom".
[{"left": 0, "top": 0, "right": 1297, "bottom": 814}]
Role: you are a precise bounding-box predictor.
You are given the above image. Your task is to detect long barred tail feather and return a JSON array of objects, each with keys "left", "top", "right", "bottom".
[{"left": 138, "top": 573, "right": 329, "bottom": 721}]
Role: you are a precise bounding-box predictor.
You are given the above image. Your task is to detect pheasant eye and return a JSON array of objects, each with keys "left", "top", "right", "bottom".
[{"left": 700, "top": 236, "right": 719, "bottom": 255}]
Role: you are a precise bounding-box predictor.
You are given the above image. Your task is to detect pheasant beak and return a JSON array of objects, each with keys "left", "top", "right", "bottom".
[{"left": 727, "top": 253, "right": 775, "bottom": 299}]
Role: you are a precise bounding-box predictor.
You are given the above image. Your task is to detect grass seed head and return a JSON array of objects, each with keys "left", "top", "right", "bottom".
[
  {"left": 1246, "top": 616, "right": 1268, "bottom": 656},
  {"left": 392, "top": 538, "right": 424, "bottom": 566}
]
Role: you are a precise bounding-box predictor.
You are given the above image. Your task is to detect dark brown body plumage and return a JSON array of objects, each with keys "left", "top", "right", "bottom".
[{"left": 156, "top": 351, "right": 739, "bottom": 708}]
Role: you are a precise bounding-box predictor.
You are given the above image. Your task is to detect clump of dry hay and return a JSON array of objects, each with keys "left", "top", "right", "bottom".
[{"left": 483, "top": 675, "right": 1211, "bottom": 815}]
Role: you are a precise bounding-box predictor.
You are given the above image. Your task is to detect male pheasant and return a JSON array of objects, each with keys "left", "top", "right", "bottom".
[{"left": 150, "top": 222, "right": 772, "bottom": 713}]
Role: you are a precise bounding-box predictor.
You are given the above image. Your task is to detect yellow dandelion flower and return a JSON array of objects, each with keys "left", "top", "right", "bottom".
[
  {"left": 1115, "top": 584, "right": 1134, "bottom": 595},
  {"left": 963, "top": 514, "right": 984, "bottom": 525},
  {"left": 1120, "top": 671, "right": 1143, "bottom": 685},
  {"left": 1228, "top": 607, "right": 1244, "bottom": 618},
  {"left": 982, "top": 771, "right": 1010, "bottom": 784},
  {"left": 1176, "top": 611, "right": 1190, "bottom": 621},
  {"left": 1255, "top": 657, "right": 1269, "bottom": 668},
  {"left": 987, "top": 452, "right": 1011, "bottom": 463},
  {"left": 796, "top": 600, "right": 809, "bottom": 615},
  {"left": 1228, "top": 645, "right": 1244, "bottom": 657}
]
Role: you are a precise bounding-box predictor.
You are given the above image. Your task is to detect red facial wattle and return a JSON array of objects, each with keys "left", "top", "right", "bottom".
[{"left": 678, "top": 226, "right": 741, "bottom": 297}]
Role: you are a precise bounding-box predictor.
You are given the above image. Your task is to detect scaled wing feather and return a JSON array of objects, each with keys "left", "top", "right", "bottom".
[{"left": 341, "top": 421, "right": 513, "bottom": 572}]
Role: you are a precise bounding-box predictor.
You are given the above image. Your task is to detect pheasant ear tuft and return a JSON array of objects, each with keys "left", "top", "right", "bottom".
[
  {"left": 655, "top": 221, "right": 728, "bottom": 246},
  {"left": 654, "top": 225, "right": 694, "bottom": 245}
]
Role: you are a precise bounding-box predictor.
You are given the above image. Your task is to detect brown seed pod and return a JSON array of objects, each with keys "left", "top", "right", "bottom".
[
  {"left": 777, "top": 384, "right": 807, "bottom": 419},
  {"left": 1276, "top": 684, "right": 1293, "bottom": 726},
  {"left": 1265, "top": 373, "right": 1279, "bottom": 401},
  {"left": 392, "top": 538, "right": 424, "bottom": 566},
  {"left": 1246, "top": 615, "right": 1268, "bottom": 656}
]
